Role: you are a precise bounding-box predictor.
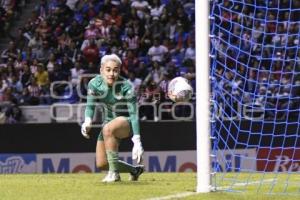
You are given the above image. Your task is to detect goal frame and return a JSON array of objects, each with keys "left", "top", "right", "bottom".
[{"left": 196, "top": 0, "right": 211, "bottom": 193}]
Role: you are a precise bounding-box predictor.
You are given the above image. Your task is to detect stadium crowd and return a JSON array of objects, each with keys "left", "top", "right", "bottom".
[
  {"left": 0, "top": 0, "right": 195, "bottom": 123},
  {"left": 0, "top": 0, "right": 28, "bottom": 37},
  {"left": 213, "top": 0, "right": 300, "bottom": 121}
]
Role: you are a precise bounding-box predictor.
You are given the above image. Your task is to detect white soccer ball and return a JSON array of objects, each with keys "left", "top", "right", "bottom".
[{"left": 168, "top": 77, "right": 193, "bottom": 102}]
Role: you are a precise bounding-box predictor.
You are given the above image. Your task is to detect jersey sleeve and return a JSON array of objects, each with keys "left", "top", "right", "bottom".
[
  {"left": 125, "top": 83, "right": 140, "bottom": 135},
  {"left": 85, "top": 80, "right": 97, "bottom": 120}
]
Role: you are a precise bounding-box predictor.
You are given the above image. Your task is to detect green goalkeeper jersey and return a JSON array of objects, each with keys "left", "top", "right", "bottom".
[{"left": 85, "top": 75, "right": 140, "bottom": 135}]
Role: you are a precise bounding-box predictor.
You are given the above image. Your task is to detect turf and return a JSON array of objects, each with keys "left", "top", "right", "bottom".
[{"left": 0, "top": 173, "right": 299, "bottom": 200}]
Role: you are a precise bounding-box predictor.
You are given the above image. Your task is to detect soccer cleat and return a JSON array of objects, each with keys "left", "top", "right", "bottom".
[
  {"left": 129, "top": 165, "right": 144, "bottom": 181},
  {"left": 102, "top": 171, "right": 121, "bottom": 183}
]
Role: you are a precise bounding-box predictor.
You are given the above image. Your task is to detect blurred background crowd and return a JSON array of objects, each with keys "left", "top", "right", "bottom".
[
  {"left": 212, "top": 0, "right": 300, "bottom": 121},
  {"left": 0, "top": 0, "right": 195, "bottom": 123},
  {"left": 3, "top": 0, "right": 298, "bottom": 124}
]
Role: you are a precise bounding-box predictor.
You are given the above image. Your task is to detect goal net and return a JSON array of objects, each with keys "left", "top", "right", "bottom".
[{"left": 210, "top": 0, "right": 300, "bottom": 194}]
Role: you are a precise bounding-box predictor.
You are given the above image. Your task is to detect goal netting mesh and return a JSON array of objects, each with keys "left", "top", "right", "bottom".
[{"left": 210, "top": 0, "right": 300, "bottom": 194}]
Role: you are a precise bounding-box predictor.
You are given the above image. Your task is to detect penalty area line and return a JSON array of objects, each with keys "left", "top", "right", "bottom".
[{"left": 144, "top": 179, "right": 276, "bottom": 200}]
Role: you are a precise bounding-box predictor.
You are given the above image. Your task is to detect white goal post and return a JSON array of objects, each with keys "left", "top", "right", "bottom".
[{"left": 196, "top": 0, "right": 211, "bottom": 193}]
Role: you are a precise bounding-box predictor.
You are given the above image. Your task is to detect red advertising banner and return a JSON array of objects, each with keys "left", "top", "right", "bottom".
[{"left": 257, "top": 148, "right": 300, "bottom": 172}]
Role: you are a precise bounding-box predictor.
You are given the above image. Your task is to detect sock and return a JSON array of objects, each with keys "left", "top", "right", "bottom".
[
  {"left": 106, "top": 150, "right": 119, "bottom": 172},
  {"left": 117, "top": 160, "right": 136, "bottom": 173}
]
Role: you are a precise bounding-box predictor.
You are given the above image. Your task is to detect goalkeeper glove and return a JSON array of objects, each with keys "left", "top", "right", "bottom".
[
  {"left": 131, "top": 135, "right": 144, "bottom": 164},
  {"left": 81, "top": 118, "right": 92, "bottom": 139}
]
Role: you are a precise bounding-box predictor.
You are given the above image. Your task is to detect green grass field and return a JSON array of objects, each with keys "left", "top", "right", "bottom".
[{"left": 0, "top": 173, "right": 299, "bottom": 200}]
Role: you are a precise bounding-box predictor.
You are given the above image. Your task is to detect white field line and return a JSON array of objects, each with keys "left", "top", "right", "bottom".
[
  {"left": 144, "top": 179, "right": 276, "bottom": 200},
  {"left": 144, "top": 192, "right": 196, "bottom": 200},
  {"left": 217, "top": 178, "right": 275, "bottom": 190}
]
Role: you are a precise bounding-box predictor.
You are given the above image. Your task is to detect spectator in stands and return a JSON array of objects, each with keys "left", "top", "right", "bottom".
[
  {"left": 35, "top": 0, "right": 48, "bottom": 18},
  {"left": 8, "top": 74, "right": 23, "bottom": 95},
  {"left": 158, "top": 71, "right": 174, "bottom": 120},
  {"left": 164, "top": 15, "right": 177, "bottom": 40},
  {"left": 1, "top": 86, "right": 12, "bottom": 102},
  {"left": 27, "top": 77, "right": 41, "bottom": 105},
  {"left": 144, "top": 61, "right": 165, "bottom": 85},
  {"left": 121, "top": 50, "right": 139, "bottom": 77},
  {"left": 139, "top": 80, "right": 161, "bottom": 121},
  {"left": 173, "top": 23, "right": 189, "bottom": 51},
  {"left": 128, "top": 71, "right": 142, "bottom": 94},
  {"left": 108, "top": 7, "right": 122, "bottom": 27},
  {"left": 18, "top": 87, "right": 31, "bottom": 105},
  {"left": 175, "top": 5, "right": 191, "bottom": 32},
  {"left": 57, "top": 31, "right": 72, "bottom": 51},
  {"left": 84, "top": 20, "right": 100, "bottom": 40},
  {"left": 59, "top": 54, "right": 72, "bottom": 73},
  {"left": 35, "top": 40, "right": 52, "bottom": 63},
  {"left": 70, "top": 61, "right": 84, "bottom": 86},
  {"left": 140, "top": 29, "right": 152, "bottom": 56},
  {"left": 82, "top": 37, "right": 99, "bottom": 64},
  {"left": 131, "top": 0, "right": 149, "bottom": 20},
  {"left": 50, "top": 62, "right": 70, "bottom": 84},
  {"left": 149, "top": 16, "right": 164, "bottom": 40},
  {"left": 34, "top": 63, "right": 49, "bottom": 90},
  {"left": 20, "top": 63, "right": 32, "bottom": 88},
  {"left": 85, "top": 2, "right": 98, "bottom": 20},
  {"left": 183, "top": 61, "right": 195, "bottom": 90},
  {"left": 46, "top": 53, "right": 57, "bottom": 73},
  {"left": 0, "top": 76, "right": 7, "bottom": 101},
  {"left": 254, "top": 86, "right": 275, "bottom": 119},
  {"left": 150, "top": 0, "right": 165, "bottom": 18},
  {"left": 4, "top": 102, "right": 22, "bottom": 124},
  {"left": 124, "top": 27, "right": 139, "bottom": 52},
  {"left": 1, "top": 41, "right": 19, "bottom": 62},
  {"left": 184, "top": 41, "right": 195, "bottom": 62},
  {"left": 252, "top": 20, "right": 264, "bottom": 44},
  {"left": 67, "top": 19, "right": 84, "bottom": 45},
  {"left": 98, "top": 19, "right": 112, "bottom": 42},
  {"left": 84, "top": 61, "right": 97, "bottom": 74},
  {"left": 28, "top": 31, "right": 43, "bottom": 55},
  {"left": 6, "top": 59, "right": 16, "bottom": 77},
  {"left": 36, "top": 20, "right": 51, "bottom": 39},
  {"left": 107, "top": 30, "right": 122, "bottom": 52},
  {"left": 147, "top": 38, "right": 168, "bottom": 63},
  {"left": 14, "top": 53, "right": 24, "bottom": 71},
  {"left": 134, "top": 61, "right": 148, "bottom": 80}
]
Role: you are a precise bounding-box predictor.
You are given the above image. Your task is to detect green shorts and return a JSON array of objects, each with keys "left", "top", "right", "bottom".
[{"left": 97, "top": 117, "right": 133, "bottom": 141}]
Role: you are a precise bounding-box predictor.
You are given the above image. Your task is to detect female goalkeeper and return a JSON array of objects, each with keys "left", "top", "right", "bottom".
[{"left": 81, "top": 54, "right": 144, "bottom": 183}]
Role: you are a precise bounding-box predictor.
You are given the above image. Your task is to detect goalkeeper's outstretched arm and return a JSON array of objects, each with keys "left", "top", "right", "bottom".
[{"left": 81, "top": 82, "right": 97, "bottom": 138}]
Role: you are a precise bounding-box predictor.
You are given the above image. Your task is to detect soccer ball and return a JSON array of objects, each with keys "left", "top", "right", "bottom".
[{"left": 168, "top": 77, "right": 193, "bottom": 102}]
